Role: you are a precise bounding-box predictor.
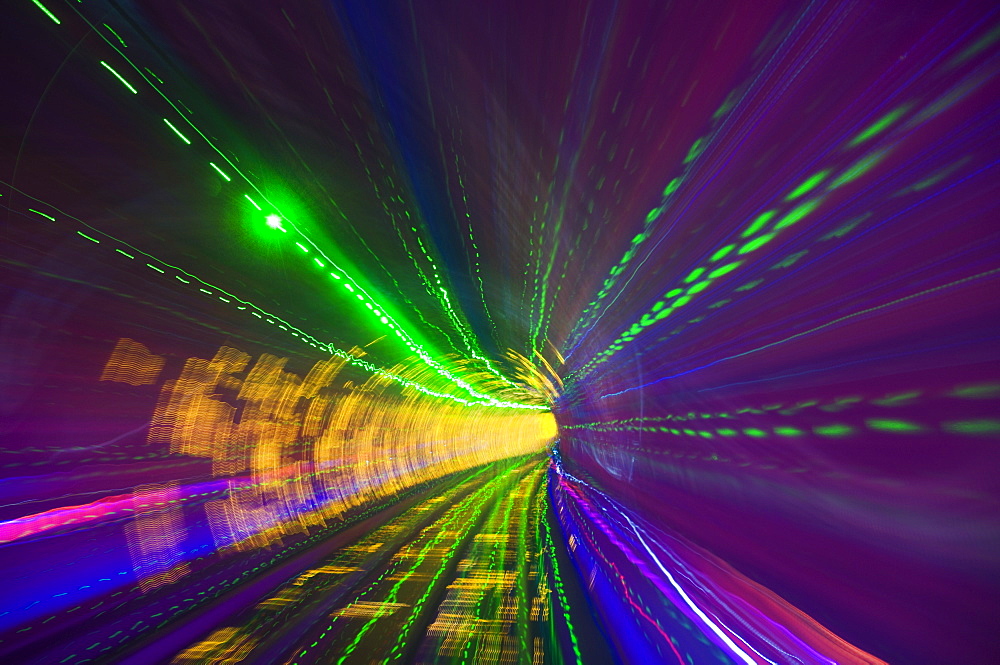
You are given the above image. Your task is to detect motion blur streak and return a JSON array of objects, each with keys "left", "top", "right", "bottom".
[{"left": 1, "top": 1, "right": 998, "bottom": 664}]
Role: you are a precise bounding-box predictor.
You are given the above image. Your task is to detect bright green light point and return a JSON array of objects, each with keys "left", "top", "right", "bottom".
[{"left": 265, "top": 214, "right": 283, "bottom": 229}]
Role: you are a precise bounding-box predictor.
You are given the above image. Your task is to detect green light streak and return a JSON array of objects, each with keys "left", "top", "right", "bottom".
[
  {"left": 942, "top": 419, "right": 1000, "bottom": 435},
  {"left": 144, "top": 68, "right": 164, "bottom": 85},
  {"left": 100, "top": 61, "right": 137, "bottom": 94},
  {"left": 741, "top": 210, "right": 775, "bottom": 238},
  {"left": 28, "top": 209, "right": 55, "bottom": 221},
  {"left": 76, "top": 231, "right": 99, "bottom": 243},
  {"left": 830, "top": 151, "right": 888, "bottom": 189},
  {"left": 102, "top": 23, "right": 127, "bottom": 48},
  {"left": 662, "top": 177, "right": 682, "bottom": 197},
  {"left": 814, "top": 424, "right": 854, "bottom": 437},
  {"left": 948, "top": 24, "right": 1000, "bottom": 67},
  {"left": 849, "top": 107, "right": 906, "bottom": 146},
  {"left": 684, "top": 267, "right": 705, "bottom": 283},
  {"left": 871, "top": 390, "right": 921, "bottom": 405},
  {"left": 773, "top": 199, "right": 821, "bottom": 230},
  {"left": 208, "top": 162, "right": 231, "bottom": 181},
  {"left": 708, "top": 261, "right": 741, "bottom": 279},
  {"left": 786, "top": 171, "right": 830, "bottom": 200},
  {"left": 771, "top": 250, "right": 808, "bottom": 269},
  {"left": 684, "top": 137, "right": 705, "bottom": 164},
  {"left": 31, "top": 0, "right": 60, "bottom": 24},
  {"left": 451, "top": 151, "right": 504, "bottom": 361},
  {"left": 738, "top": 233, "right": 775, "bottom": 254},
  {"left": 710, "top": 244, "right": 736, "bottom": 262},
  {"left": 542, "top": 492, "right": 583, "bottom": 663},
  {"left": 686, "top": 280, "right": 711, "bottom": 295},
  {"left": 162, "top": 118, "right": 191, "bottom": 144},
  {"left": 866, "top": 418, "right": 924, "bottom": 433},
  {"left": 820, "top": 213, "right": 869, "bottom": 241},
  {"left": 950, "top": 383, "right": 1000, "bottom": 399}
]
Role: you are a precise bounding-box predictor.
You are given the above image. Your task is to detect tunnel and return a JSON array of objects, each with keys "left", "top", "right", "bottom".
[{"left": 1, "top": 1, "right": 999, "bottom": 664}]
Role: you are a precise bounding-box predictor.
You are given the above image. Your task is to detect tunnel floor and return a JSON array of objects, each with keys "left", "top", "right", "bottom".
[{"left": 11, "top": 457, "right": 617, "bottom": 665}]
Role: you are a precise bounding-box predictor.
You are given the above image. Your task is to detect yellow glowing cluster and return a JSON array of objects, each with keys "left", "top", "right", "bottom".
[
  {"left": 106, "top": 338, "right": 557, "bottom": 574},
  {"left": 99, "top": 338, "right": 165, "bottom": 386}
]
